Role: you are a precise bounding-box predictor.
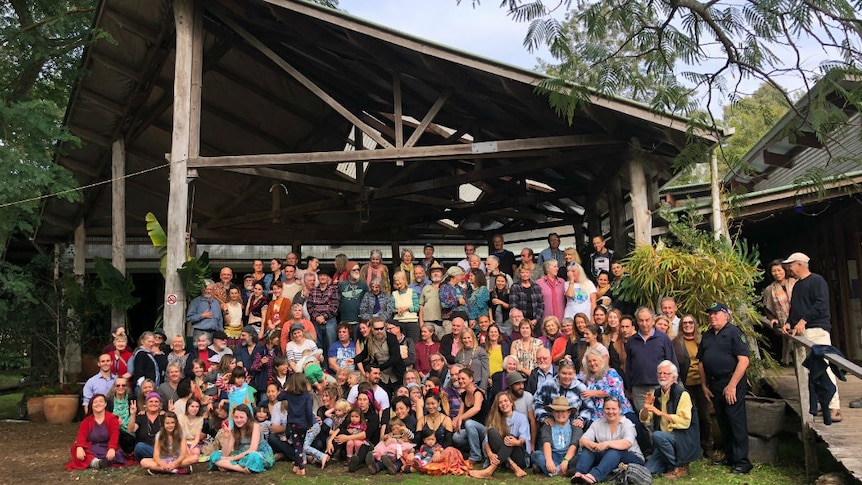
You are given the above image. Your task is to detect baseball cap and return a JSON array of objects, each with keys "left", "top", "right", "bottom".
[
  {"left": 782, "top": 252, "right": 811, "bottom": 264},
  {"left": 707, "top": 302, "right": 730, "bottom": 314}
]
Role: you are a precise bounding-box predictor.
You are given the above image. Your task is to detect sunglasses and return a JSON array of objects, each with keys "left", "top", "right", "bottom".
[
  {"left": 373, "top": 327, "right": 385, "bottom": 331},
  {"left": 681, "top": 320, "right": 695, "bottom": 324},
  {"left": 115, "top": 384, "right": 126, "bottom": 388}
]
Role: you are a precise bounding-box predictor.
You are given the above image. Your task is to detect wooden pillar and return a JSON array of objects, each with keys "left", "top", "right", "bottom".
[
  {"left": 67, "top": 223, "right": 86, "bottom": 376},
  {"left": 608, "top": 174, "right": 627, "bottom": 253},
  {"left": 164, "top": 0, "right": 202, "bottom": 338},
  {"left": 292, "top": 240, "right": 302, "bottom": 261},
  {"left": 628, "top": 139, "right": 652, "bottom": 246},
  {"left": 586, "top": 199, "right": 601, "bottom": 241},
  {"left": 391, "top": 240, "right": 400, "bottom": 275},
  {"left": 709, "top": 147, "right": 729, "bottom": 240},
  {"left": 111, "top": 139, "right": 127, "bottom": 329},
  {"left": 793, "top": 342, "right": 818, "bottom": 480}
]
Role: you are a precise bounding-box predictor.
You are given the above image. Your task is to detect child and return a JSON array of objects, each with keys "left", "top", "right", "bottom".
[
  {"left": 413, "top": 428, "right": 444, "bottom": 468},
  {"left": 176, "top": 396, "right": 204, "bottom": 465},
  {"left": 325, "top": 399, "right": 352, "bottom": 460},
  {"left": 531, "top": 397, "right": 580, "bottom": 477},
  {"left": 209, "top": 404, "right": 275, "bottom": 473},
  {"left": 344, "top": 408, "right": 367, "bottom": 460},
  {"left": 140, "top": 411, "right": 191, "bottom": 474},
  {"left": 282, "top": 372, "right": 315, "bottom": 476},
  {"left": 227, "top": 367, "right": 255, "bottom": 427},
  {"left": 255, "top": 405, "right": 272, "bottom": 442},
  {"left": 372, "top": 418, "right": 415, "bottom": 474}
]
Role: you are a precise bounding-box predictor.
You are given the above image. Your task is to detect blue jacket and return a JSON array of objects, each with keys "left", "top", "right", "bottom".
[
  {"left": 624, "top": 328, "right": 678, "bottom": 388},
  {"left": 186, "top": 295, "right": 223, "bottom": 331},
  {"left": 533, "top": 375, "right": 595, "bottom": 425}
]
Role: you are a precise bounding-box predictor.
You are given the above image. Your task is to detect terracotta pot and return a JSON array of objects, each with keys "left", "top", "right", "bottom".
[
  {"left": 43, "top": 394, "right": 79, "bottom": 424},
  {"left": 26, "top": 396, "right": 46, "bottom": 423}
]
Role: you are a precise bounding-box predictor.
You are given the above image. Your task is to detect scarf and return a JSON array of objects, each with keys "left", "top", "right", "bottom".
[{"left": 770, "top": 280, "right": 793, "bottom": 323}]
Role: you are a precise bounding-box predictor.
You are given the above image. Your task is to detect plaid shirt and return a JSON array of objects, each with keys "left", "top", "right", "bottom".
[
  {"left": 308, "top": 284, "right": 339, "bottom": 321},
  {"left": 509, "top": 281, "right": 544, "bottom": 321}
]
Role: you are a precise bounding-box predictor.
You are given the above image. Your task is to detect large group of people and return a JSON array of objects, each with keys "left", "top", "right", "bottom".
[{"left": 66, "top": 239, "right": 839, "bottom": 481}]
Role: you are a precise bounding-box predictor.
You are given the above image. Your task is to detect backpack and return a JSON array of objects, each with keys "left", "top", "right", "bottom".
[{"left": 608, "top": 463, "right": 652, "bottom": 485}]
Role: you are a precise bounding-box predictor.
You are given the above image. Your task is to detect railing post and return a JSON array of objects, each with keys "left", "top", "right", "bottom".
[{"left": 792, "top": 341, "right": 818, "bottom": 481}]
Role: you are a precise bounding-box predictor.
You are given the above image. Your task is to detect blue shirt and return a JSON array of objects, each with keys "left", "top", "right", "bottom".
[
  {"left": 83, "top": 372, "right": 116, "bottom": 407},
  {"left": 186, "top": 295, "right": 223, "bottom": 331},
  {"left": 484, "top": 411, "right": 532, "bottom": 452},
  {"left": 328, "top": 340, "right": 357, "bottom": 370}
]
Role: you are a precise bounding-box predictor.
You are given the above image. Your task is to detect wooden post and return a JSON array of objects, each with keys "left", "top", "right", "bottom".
[
  {"left": 111, "top": 139, "right": 127, "bottom": 329},
  {"left": 67, "top": 223, "right": 86, "bottom": 376},
  {"left": 709, "top": 147, "right": 728, "bottom": 240},
  {"left": 608, "top": 174, "right": 627, "bottom": 253},
  {"left": 628, "top": 139, "right": 652, "bottom": 246},
  {"left": 164, "top": 0, "right": 202, "bottom": 338},
  {"left": 292, "top": 240, "right": 302, "bottom": 261},
  {"left": 586, "top": 199, "right": 601, "bottom": 243},
  {"left": 793, "top": 342, "right": 818, "bottom": 481},
  {"left": 393, "top": 73, "right": 403, "bottom": 166}
]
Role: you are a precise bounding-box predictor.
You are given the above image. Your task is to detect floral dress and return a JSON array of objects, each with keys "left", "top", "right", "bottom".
[
  {"left": 578, "top": 367, "right": 634, "bottom": 420},
  {"left": 209, "top": 434, "right": 275, "bottom": 473}
]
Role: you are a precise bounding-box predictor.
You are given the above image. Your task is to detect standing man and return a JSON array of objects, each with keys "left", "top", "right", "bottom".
[
  {"left": 660, "top": 297, "right": 682, "bottom": 337},
  {"left": 281, "top": 263, "right": 302, "bottom": 302},
  {"left": 536, "top": 260, "right": 566, "bottom": 321},
  {"left": 421, "top": 243, "right": 440, "bottom": 272},
  {"left": 490, "top": 234, "right": 517, "bottom": 276},
  {"left": 520, "top": 247, "right": 543, "bottom": 282},
  {"left": 419, "top": 261, "right": 445, "bottom": 338},
  {"left": 782, "top": 252, "right": 843, "bottom": 422},
  {"left": 698, "top": 302, "right": 752, "bottom": 474},
  {"left": 186, "top": 280, "right": 223, "bottom": 337},
  {"left": 510, "top": 265, "right": 544, "bottom": 330},
  {"left": 338, "top": 261, "right": 368, "bottom": 338},
  {"left": 82, "top": 354, "right": 116, "bottom": 414},
  {"left": 589, "top": 235, "right": 616, "bottom": 283},
  {"left": 625, "top": 307, "right": 678, "bottom": 412},
  {"left": 439, "top": 266, "right": 470, "bottom": 335},
  {"left": 537, "top": 233, "right": 566, "bottom": 268},
  {"left": 308, "top": 272, "right": 340, "bottom": 359},
  {"left": 458, "top": 243, "right": 485, "bottom": 274},
  {"left": 409, "top": 265, "right": 430, "bottom": 294}
]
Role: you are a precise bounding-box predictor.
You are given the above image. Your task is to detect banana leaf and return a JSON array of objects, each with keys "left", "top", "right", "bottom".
[{"left": 145, "top": 212, "right": 168, "bottom": 277}]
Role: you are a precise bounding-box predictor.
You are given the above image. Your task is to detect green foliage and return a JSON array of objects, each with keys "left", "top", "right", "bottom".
[
  {"left": 721, "top": 84, "right": 791, "bottom": 175},
  {"left": 145, "top": 212, "right": 168, "bottom": 277},
  {"left": 93, "top": 256, "right": 140, "bottom": 313},
  {"left": 177, "top": 251, "right": 211, "bottom": 300}
]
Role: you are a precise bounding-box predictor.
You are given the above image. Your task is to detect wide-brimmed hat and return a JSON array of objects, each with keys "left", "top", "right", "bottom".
[
  {"left": 428, "top": 261, "right": 444, "bottom": 272},
  {"left": 544, "top": 396, "right": 576, "bottom": 412}
]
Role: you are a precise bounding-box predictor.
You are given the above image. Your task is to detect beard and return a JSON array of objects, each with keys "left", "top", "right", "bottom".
[
  {"left": 510, "top": 386, "right": 524, "bottom": 398},
  {"left": 658, "top": 377, "right": 674, "bottom": 388}
]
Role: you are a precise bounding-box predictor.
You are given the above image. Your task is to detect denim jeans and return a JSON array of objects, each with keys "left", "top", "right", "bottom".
[
  {"left": 531, "top": 450, "right": 571, "bottom": 476},
  {"left": 317, "top": 317, "right": 337, "bottom": 367},
  {"left": 133, "top": 442, "right": 154, "bottom": 461},
  {"left": 303, "top": 421, "right": 326, "bottom": 463},
  {"left": 452, "top": 419, "right": 485, "bottom": 461},
  {"left": 645, "top": 430, "right": 677, "bottom": 474},
  {"left": 575, "top": 448, "right": 644, "bottom": 482}
]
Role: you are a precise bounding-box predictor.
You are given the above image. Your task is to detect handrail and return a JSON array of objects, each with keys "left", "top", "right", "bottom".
[{"left": 758, "top": 315, "right": 862, "bottom": 379}]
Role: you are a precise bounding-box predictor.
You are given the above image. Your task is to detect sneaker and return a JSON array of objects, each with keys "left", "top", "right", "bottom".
[
  {"left": 381, "top": 455, "right": 397, "bottom": 475},
  {"left": 146, "top": 469, "right": 155, "bottom": 476},
  {"left": 97, "top": 459, "right": 109, "bottom": 469},
  {"left": 830, "top": 409, "right": 844, "bottom": 422},
  {"left": 198, "top": 454, "right": 210, "bottom": 463}
]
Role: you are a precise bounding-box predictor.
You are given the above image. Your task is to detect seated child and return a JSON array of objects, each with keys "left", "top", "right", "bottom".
[
  {"left": 371, "top": 419, "right": 415, "bottom": 474},
  {"left": 413, "top": 428, "right": 444, "bottom": 468}
]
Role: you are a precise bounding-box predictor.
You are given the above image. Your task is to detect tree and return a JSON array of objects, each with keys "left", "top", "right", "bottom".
[
  {"left": 721, "top": 83, "right": 791, "bottom": 174},
  {"left": 470, "top": 0, "right": 862, "bottom": 172}
]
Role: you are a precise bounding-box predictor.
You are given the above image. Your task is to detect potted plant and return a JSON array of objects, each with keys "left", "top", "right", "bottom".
[{"left": 41, "top": 382, "right": 82, "bottom": 424}]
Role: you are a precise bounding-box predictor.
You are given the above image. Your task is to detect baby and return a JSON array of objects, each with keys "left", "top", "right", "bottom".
[{"left": 413, "top": 428, "right": 444, "bottom": 468}]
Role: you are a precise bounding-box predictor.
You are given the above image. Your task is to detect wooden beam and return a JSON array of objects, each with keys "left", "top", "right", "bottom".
[
  {"left": 58, "top": 156, "right": 101, "bottom": 178},
  {"left": 404, "top": 91, "right": 451, "bottom": 148},
  {"left": 224, "top": 167, "right": 361, "bottom": 193},
  {"left": 103, "top": 8, "right": 158, "bottom": 42},
  {"left": 188, "top": 134, "right": 624, "bottom": 168},
  {"left": 79, "top": 88, "right": 126, "bottom": 117},
  {"left": 791, "top": 131, "right": 823, "bottom": 148},
  {"left": 69, "top": 125, "right": 112, "bottom": 147},
  {"left": 209, "top": 9, "right": 394, "bottom": 149},
  {"left": 91, "top": 53, "right": 142, "bottom": 82},
  {"left": 111, "top": 139, "right": 126, "bottom": 329},
  {"left": 628, "top": 139, "right": 652, "bottom": 246},
  {"left": 394, "top": 73, "right": 403, "bottom": 148}
]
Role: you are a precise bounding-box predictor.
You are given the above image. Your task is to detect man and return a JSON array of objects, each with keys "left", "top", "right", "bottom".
[
  {"left": 82, "top": 353, "right": 115, "bottom": 414},
  {"left": 625, "top": 307, "right": 678, "bottom": 412},
  {"left": 420, "top": 261, "right": 446, "bottom": 338},
  {"left": 346, "top": 363, "right": 391, "bottom": 411},
  {"left": 439, "top": 266, "right": 470, "bottom": 335},
  {"left": 640, "top": 360, "right": 700, "bottom": 479},
  {"left": 490, "top": 234, "right": 517, "bottom": 276},
  {"left": 235, "top": 326, "right": 267, "bottom": 393},
  {"left": 520, "top": 247, "right": 543, "bottom": 281},
  {"left": 328, "top": 323, "right": 357, "bottom": 372},
  {"left": 537, "top": 232, "right": 566, "bottom": 268},
  {"left": 527, "top": 347, "right": 557, "bottom": 395},
  {"left": 209, "top": 330, "right": 233, "bottom": 360},
  {"left": 291, "top": 272, "right": 318, "bottom": 319},
  {"left": 782, "top": 252, "right": 843, "bottom": 422},
  {"left": 507, "top": 370, "right": 538, "bottom": 449},
  {"left": 533, "top": 359, "right": 594, "bottom": 429},
  {"left": 387, "top": 320, "right": 416, "bottom": 369},
  {"left": 281, "top": 264, "right": 302, "bottom": 302},
  {"left": 421, "top": 242, "right": 440, "bottom": 272},
  {"left": 157, "top": 362, "right": 182, "bottom": 408},
  {"left": 485, "top": 255, "right": 513, "bottom": 289},
  {"left": 510, "top": 265, "right": 544, "bottom": 329},
  {"left": 660, "top": 296, "right": 682, "bottom": 337},
  {"left": 286, "top": 252, "right": 303, "bottom": 281},
  {"left": 698, "top": 302, "right": 752, "bottom": 474},
  {"left": 440, "top": 317, "right": 466, "bottom": 364},
  {"left": 467, "top": 254, "right": 483, "bottom": 272},
  {"left": 308, "top": 272, "right": 340, "bottom": 358},
  {"left": 589, "top": 235, "right": 616, "bottom": 282},
  {"left": 186, "top": 280, "right": 223, "bottom": 336},
  {"left": 338, "top": 261, "right": 368, "bottom": 337},
  {"left": 356, "top": 316, "right": 404, "bottom": 396},
  {"left": 409, "top": 265, "right": 430, "bottom": 294},
  {"left": 251, "top": 259, "right": 266, "bottom": 284},
  {"left": 211, "top": 266, "right": 234, "bottom": 311},
  {"left": 536, "top": 260, "right": 565, "bottom": 320},
  {"left": 458, "top": 243, "right": 485, "bottom": 273},
  {"left": 240, "top": 273, "right": 256, "bottom": 308}
]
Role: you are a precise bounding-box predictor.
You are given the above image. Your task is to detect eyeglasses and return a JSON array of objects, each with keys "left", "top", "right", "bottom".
[
  {"left": 558, "top": 359, "right": 574, "bottom": 367},
  {"left": 657, "top": 371, "right": 674, "bottom": 376},
  {"left": 681, "top": 320, "right": 695, "bottom": 324},
  {"left": 373, "top": 327, "right": 385, "bottom": 331},
  {"left": 115, "top": 384, "right": 126, "bottom": 388}
]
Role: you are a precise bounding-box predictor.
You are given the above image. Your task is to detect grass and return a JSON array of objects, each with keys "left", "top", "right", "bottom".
[{"left": 0, "top": 393, "right": 23, "bottom": 420}]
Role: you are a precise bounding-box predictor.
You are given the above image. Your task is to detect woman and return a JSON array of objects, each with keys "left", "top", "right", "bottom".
[
  {"left": 281, "top": 303, "right": 317, "bottom": 345},
  {"left": 333, "top": 254, "right": 350, "bottom": 284},
  {"left": 136, "top": 379, "right": 157, "bottom": 411},
  {"left": 359, "top": 249, "right": 391, "bottom": 294},
  {"left": 468, "top": 393, "right": 530, "bottom": 478},
  {"left": 262, "top": 281, "right": 291, "bottom": 341},
  {"left": 558, "top": 247, "right": 583, "bottom": 278},
  {"left": 263, "top": 258, "right": 286, "bottom": 296},
  {"left": 211, "top": 404, "right": 275, "bottom": 473},
  {"left": 453, "top": 368, "right": 487, "bottom": 463},
  {"left": 106, "top": 377, "right": 136, "bottom": 454},
  {"left": 177, "top": 396, "right": 205, "bottom": 464},
  {"left": 483, "top": 324, "right": 510, "bottom": 378},
  {"left": 579, "top": 324, "right": 609, "bottom": 372},
  {"left": 391, "top": 270, "right": 421, "bottom": 343},
  {"left": 355, "top": 321, "right": 372, "bottom": 356},
  {"left": 391, "top": 396, "right": 417, "bottom": 435},
  {"left": 110, "top": 335, "right": 133, "bottom": 378},
  {"left": 455, "top": 330, "right": 489, "bottom": 390},
  {"left": 284, "top": 323, "right": 320, "bottom": 373},
  {"left": 66, "top": 394, "right": 126, "bottom": 470},
  {"left": 416, "top": 389, "right": 453, "bottom": 448},
  {"left": 414, "top": 324, "right": 440, "bottom": 377},
  {"left": 224, "top": 286, "right": 245, "bottom": 347},
  {"left": 467, "top": 269, "right": 491, "bottom": 329},
  {"left": 358, "top": 278, "right": 394, "bottom": 323},
  {"left": 246, "top": 281, "right": 267, "bottom": 334},
  {"left": 763, "top": 259, "right": 796, "bottom": 365},
  {"left": 563, "top": 313, "right": 589, "bottom": 369},
  {"left": 263, "top": 383, "right": 290, "bottom": 462},
  {"left": 654, "top": 315, "right": 674, "bottom": 338},
  {"left": 572, "top": 397, "right": 644, "bottom": 484},
  {"left": 489, "top": 274, "right": 511, "bottom": 330},
  {"left": 188, "top": 359, "right": 212, "bottom": 406},
  {"left": 166, "top": 335, "right": 188, "bottom": 373},
  {"left": 578, "top": 349, "right": 633, "bottom": 422},
  {"left": 183, "top": 333, "right": 215, "bottom": 378},
  {"left": 602, "top": 309, "right": 627, "bottom": 379},
  {"left": 130, "top": 331, "right": 160, "bottom": 391},
  {"left": 341, "top": 389, "right": 382, "bottom": 472},
  {"left": 269, "top": 355, "right": 290, "bottom": 389},
  {"left": 539, "top": 316, "right": 561, "bottom": 351},
  {"left": 510, "top": 320, "right": 543, "bottom": 376},
  {"left": 594, "top": 271, "right": 612, "bottom": 300},
  {"left": 672, "top": 315, "right": 713, "bottom": 457},
  {"left": 398, "top": 249, "right": 416, "bottom": 284},
  {"left": 488, "top": 355, "right": 520, "bottom": 402},
  {"left": 564, "top": 263, "right": 596, "bottom": 319},
  {"left": 552, "top": 317, "right": 574, "bottom": 363}
]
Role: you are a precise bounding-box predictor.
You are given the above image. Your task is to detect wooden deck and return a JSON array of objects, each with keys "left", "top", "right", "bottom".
[{"left": 771, "top": 366, "right": 862, "bottom": 482}]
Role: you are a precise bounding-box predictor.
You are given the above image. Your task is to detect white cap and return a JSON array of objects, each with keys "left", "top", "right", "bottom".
[{"left": 782, "top": 252, "right": 811, "bottom": 264}]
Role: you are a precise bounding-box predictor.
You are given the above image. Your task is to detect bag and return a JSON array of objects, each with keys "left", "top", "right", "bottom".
[{"left": 608, "top": 463, "right": 652, "bottom": 485}]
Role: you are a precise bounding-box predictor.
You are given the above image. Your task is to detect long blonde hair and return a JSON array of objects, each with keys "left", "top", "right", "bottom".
[{"left": 484, "top": 393, "right": 512, "bottom": 438}]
